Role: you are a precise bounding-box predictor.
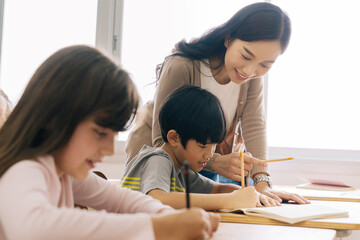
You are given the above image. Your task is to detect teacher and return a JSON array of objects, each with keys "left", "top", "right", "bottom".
[{"left": 126, "top": 2, "right": 308, "bottom": 204}]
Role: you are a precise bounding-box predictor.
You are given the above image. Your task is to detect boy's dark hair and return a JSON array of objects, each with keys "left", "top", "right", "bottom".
[{"left": 159, "top": 86, "right": 226, "bottom": 148}]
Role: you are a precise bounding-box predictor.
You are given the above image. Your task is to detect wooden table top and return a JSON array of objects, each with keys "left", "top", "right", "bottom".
[
  {"left": 219, "top": 200, "right": 360, "bottom": 230},
  {"left": 210, "top": 222, "right": 336, "bottom": 240}
]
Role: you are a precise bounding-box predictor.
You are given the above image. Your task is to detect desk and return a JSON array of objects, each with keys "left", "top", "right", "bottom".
[
  {"left": 219, "top": 200, "right": 360, "bottom": 230},
  {"left": 273, "top": 185, "right": 360, "bottom": 202},
  {"left": 211, "top": 222, "right": 336, "bottom": 240},
  {"left": 219, "top": 200, "right": 360, "bottom": 239}
]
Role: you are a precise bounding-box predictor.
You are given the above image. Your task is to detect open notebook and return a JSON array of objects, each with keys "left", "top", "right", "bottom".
[{"left": 220, "top": 204, "right": 349, "bottom": 224}]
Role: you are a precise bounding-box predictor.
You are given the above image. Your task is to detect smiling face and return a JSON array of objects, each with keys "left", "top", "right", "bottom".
[
  {"left": 53, "top": 117, "right": 116, "bottom": 180},
  {"left": 221, "top": 39, "right": 282, "bottom": 84},
  {"left": 162, "top": 130, "right": 217, "bottom": 172},
  {"left": 179, "top": 140, "right": 216, "bottom": 172}
]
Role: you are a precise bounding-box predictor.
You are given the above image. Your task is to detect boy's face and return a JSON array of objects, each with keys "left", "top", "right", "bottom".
[{"left": 178, "top": 139, "right": 216, "bottom": 172}]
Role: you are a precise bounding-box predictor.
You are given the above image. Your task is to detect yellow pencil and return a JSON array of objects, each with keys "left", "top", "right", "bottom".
[
  {"left": 264, "top": 157, "right": 294, "bottom": 163},
  {"left": 240, "top": 151, "right": 245, "bottom": 188}
]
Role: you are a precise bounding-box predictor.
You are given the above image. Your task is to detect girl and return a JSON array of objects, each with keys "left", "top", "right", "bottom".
[
  {"left": 0, "top": 45, "right": 218, "bottom": 240},
  {"left": 125, "top": 2, "right": 308, "bottom": 205}
]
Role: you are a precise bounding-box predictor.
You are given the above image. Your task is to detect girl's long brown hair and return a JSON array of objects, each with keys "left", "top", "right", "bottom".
[{"left": 0, "top": 45, "right": 139, "bottom": 177}]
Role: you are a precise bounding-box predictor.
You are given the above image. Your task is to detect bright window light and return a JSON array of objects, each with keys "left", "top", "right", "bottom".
[{"left": 0, "top": 0, "right": 97, "bottom": 104}]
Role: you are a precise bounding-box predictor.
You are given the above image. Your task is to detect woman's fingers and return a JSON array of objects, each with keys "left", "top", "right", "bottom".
[
  {"left": 244, "top": 153, "right": 268, "bottom": 167},
  {"left": 274, "top": 191, "right": 311, "bottom": 204},
  {"left": 259, "top": 194, "right": 281, "bottom": 207},
  {"left": 212, "top": 152, "right": 267, "bottom": 181}
]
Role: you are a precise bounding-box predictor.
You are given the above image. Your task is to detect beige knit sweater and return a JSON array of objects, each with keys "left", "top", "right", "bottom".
[{"left": 125, "top": 55, "right": 269, "bottom": 178}]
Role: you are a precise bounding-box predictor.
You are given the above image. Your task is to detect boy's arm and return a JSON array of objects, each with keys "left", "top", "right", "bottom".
[
  {"left": 147, "top": 187, "right": 258, "bottom": 210},
  {"left": 210, "top": 182, "right": 241, "bottom": 194},
  {"left": 211, "top": 183, "right": 282, "bottom": 207}
]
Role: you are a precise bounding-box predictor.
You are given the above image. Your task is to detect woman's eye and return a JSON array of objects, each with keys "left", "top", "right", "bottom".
[
  {"left": 198, "top": 145, "right": 207, "bottom": 149},
  {"left": 95, "top": 129, "right": 107, "bottom": 137},
  {"left": 241, "top": 53, "right": 251, "bottom": 61},
  {"left": 261, "top": 64, "right": 270, "bottom": 69}
]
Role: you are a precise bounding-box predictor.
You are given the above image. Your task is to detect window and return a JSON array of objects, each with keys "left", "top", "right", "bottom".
[
  {"left": 0, "top": 0, "right": 98, "bottom": 104},
  {"left": 267, "top": 1, "right": 360, "bottom": 156}
]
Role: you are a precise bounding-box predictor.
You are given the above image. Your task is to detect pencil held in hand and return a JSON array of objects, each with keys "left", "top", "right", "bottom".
[
  {"left": 183, "top": 160, "right": 190, "bottom": 209},
  {"left": 240, "top": 152, "right": 245, "bottom": 188},
  {"left": 264, "top": 157, "right": 294, "bottom": 163}
]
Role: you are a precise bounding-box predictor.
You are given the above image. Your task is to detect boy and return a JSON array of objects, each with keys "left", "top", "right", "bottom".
[{"left": 122, "top": 86, "right": 274, "bottom": 210}]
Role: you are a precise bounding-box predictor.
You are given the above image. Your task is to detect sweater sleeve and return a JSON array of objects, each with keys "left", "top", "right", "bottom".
[
  {"left": 72, "top": 172, "right": 173, "bottom": 214},
  {"left": 241, "top": 77, "right": 270, "bottom": 177},
  {"left": 0, "top": 162, "right": 171, "bottom": 240},
  {"left": 152, "top": 56, "right": 193, "bottom": 147}
]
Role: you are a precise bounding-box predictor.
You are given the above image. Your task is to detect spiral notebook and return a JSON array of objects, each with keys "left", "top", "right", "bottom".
[{"left": 220, "top": 204, "right": 349, "bottom": 224}]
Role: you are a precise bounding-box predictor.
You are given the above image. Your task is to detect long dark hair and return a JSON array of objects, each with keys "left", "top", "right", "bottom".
[
  {"left": 159, "top": 86, "right": 226, "bottom": 148},
  {"left": 157, "top": 2, "right": 291, "bottom": 76},
  {"left": 0, "top": 45, "right": 139, "bottom": 177}
]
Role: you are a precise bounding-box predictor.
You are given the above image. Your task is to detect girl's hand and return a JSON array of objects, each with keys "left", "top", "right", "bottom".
[
  {"left": 255, "top": 181, "right": 311, "bottom": 205},
  {"left": 152, "top": 208, "right": 219, "bottom": 240},
  {"left": 211, "top": 153, "right": 267, "bottom": 182}
]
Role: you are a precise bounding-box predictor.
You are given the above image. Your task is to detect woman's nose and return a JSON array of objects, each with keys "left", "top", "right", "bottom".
[{"left": 242, "top": 63, "right": 257, "bottom": 78}]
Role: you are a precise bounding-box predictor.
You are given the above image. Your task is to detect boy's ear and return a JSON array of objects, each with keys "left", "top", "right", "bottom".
[{"left": 167, "top": 130, "right": 180, "bottom": 146}]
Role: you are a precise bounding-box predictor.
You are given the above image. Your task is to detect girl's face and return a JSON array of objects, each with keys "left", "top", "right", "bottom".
[
  {"left": 223, "top": 39, "right": 282, "bottom": 84},
  {"left": 53, "top": 117, "right": 116, "bottom": 180}
]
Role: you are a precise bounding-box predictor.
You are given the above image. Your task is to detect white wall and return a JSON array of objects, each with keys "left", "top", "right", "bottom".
[{"left": 269, "top": 158, "right": 360, "bottom": 189}]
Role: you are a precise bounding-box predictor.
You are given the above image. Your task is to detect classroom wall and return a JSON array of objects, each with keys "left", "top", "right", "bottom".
[{"left": 268, "top": 158, "right": 360, "bottom": 189}]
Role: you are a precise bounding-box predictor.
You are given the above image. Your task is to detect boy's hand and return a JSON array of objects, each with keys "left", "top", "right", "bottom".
[
  {"left": 211, "top": 153, "right": 268, "bottom": 182},
  {"left": 227, "top": 186, "right": 259, "bottom": 208}
]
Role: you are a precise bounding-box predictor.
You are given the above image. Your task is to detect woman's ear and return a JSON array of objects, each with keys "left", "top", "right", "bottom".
[
  {"left": 167, "top": 129, "right": 180, "bottom": 147},
  {"left": 224, "top": 35, "right": 230, "bottom": 48}
]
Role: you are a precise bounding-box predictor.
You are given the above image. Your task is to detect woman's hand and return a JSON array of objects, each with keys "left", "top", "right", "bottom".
[
  {"left": 255, "top": 181, "right": 311, "bottom": 204},
  {"left": 152, "top": 208, "right": 219, "bottom": 240},
  {"left": 257, "top": 192, "right": 282, "bottom": 207},
  {"left": 211, "top": 153, "right": 267, "bottom": 182}
]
